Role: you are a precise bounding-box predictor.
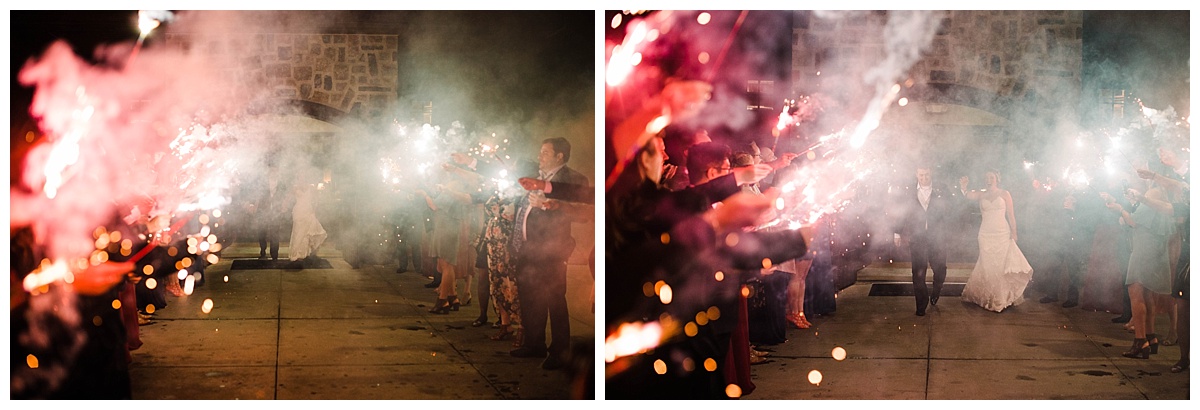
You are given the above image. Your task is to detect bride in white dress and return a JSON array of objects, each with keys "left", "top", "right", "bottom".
[
  {"left": 288, "top": 178, "right": 327, "bottom": 262},
  {"left": 959, "top": 170, "right": 1033, "bottom": 312}
]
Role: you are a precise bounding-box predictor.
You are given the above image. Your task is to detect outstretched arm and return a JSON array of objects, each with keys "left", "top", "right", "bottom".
[{"left": 1002, "top": 190, "right": 1017, "bottom": 242}]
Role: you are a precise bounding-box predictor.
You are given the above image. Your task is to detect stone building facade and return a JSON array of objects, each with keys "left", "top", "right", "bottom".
[
  {"left": 165, "top": 32, "right": 399, "bottom": 120},
  {"left": 790, "top": 10, "right": 1082, "bottom": 129}
]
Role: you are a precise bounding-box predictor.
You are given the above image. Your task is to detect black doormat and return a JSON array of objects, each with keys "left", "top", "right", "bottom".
[
  {"left": 230, "top": 258, "right": 333, "bottom": 270},
  {"left": 868, "top": 282, "right": 966, "bottom": 297}
]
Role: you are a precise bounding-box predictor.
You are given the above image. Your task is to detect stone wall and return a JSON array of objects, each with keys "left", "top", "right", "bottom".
[
  {"left": 166, "top": 33, "right": 398, "bottom": 118},
  {"left": 791, "top": 10, "right": 1082, "bottom": 120}
]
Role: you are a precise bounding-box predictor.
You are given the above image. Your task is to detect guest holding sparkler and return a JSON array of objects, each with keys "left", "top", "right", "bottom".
[
  {"left": 606, "top": 79, "right": 806, "bottom": 398},
  {"left": 509, "top": 137, "right": 589, "bottom": 371},
  {"left": 959, "top": 170, "right": 1034, "bottom": 313},
  {"left": 420, "top": 168, "right": 474, "bottom": 314},
  {"left": 1038, "top": 187, "right": 1102, "bottom": 308},
  {"left": 1106, "top": 181, "right": 1175, "bottom": 358}
]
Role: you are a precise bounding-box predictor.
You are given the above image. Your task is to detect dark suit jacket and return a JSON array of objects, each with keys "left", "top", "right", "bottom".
[
  {"left": 521, "top": 165, "right": 589, "bottom": 262},
  {"left": 894, "top": 182, "right": 954, "bottom": 244},
  {"left": 545, "top": 180, "right": 594, "bottom": 204}
]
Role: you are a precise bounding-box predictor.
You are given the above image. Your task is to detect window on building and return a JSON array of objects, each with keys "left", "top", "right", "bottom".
[
  {"left": 1099, "top": 88, "right": 1126, "bottom": 121},
  {"left": 747, "top": 80, "right": 774, "bottom": 111}
]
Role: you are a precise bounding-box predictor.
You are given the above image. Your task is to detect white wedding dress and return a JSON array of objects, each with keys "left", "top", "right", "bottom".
[
  {"left": 288, "top": 184, "right": 327, "bottom": 261},
  {"left": 960, "top": 195, "right": 1033, "bottom": 312}
]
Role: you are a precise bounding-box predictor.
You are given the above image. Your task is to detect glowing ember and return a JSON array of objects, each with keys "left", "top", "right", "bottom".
[
  {"left": 604, "top": 321, "right": 664, "bottom": 362},
  {"left": 201, "top": 298, "right": 214, "bottom": 314},
  {"left": 832, "top": 346, "right": 847, "bottom": 361},
  {"left": 111, "top": 299, "right": 122, "bottom": 310},
  {"left": 223, "top": 276, "right": 229, "bottom": 283},
  {"left": 808, "top": 369, "right": 823, "bottom": 385},
  {"left": 659, "top": 284, "right": 673, "bottom": 304},
  {"left": 26, "top": 354, "right": 39, "bottom": 369},
  {"left": 653, "top": 359, "right": 668, "bottom": 374},
  {"left": 725, "top": 384, "right": 742, "bottom": 398}
]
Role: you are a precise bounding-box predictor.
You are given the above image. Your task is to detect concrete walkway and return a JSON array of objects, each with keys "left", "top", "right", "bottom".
[
  {"left": 743, "top": 266, "right": 1190, "bottom": 400},
  {"left": 128, "top": 242, "right": 595, "bottom": 400}
]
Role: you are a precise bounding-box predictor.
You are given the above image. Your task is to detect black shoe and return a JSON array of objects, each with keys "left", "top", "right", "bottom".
[
  {"left": 916, "top": 309, "right": 926, "bottom": 316},
  {"left": 1171, "top": 359, "right": 1189, "bottom": 373},
  {"left": 541, "top": 355, "right": 566, "bottom": 370},
  {"left": 471, "top": 317, "right": 489, "bottom": 327},
  {"left": 930, "top": 295, "right": 940, "bottom": 306},
  {"left": 510, "top": 347, "right": 547, "bottom": 358},
  {"left": 1061, "top": 300, "right": 1078, "bottom": 308},
  {"left": 424, "top": 281, "right": 441, "bottom": 288},
  {"left": 1039, "top": 296, "right": 1058, "bottom": 304}
]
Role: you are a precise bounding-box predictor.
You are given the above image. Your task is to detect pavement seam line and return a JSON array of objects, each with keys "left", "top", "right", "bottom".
[{"left": 274, "top": 270, "right": 282, "bottom": 400}]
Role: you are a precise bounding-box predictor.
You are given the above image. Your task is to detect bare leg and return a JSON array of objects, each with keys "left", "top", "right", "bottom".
[
  {"left": 1129, "top": 284, "right": 1148, "bottom": 340},
  {"left": 437, "top": 259, "right": 457, "bottom": 300}
]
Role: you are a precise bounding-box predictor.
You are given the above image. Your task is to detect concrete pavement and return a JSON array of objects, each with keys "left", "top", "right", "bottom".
[
  {"left": 743, "top": 265, "right": 1190, "bottom": 400},
  {"left": 128, "top": 242, "right": 595, "bottom": 400}
]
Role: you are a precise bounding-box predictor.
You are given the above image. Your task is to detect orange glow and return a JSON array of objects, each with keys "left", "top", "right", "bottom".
[
  {"left": 832, "top": 346, "right": 847, "bottom": 361},
  {"left": 714, "top": 271, "right": 724, "bottom": 281},
  {"left": 27, "top": 354, "right": 39, "bottom": 369},
  {"left": 808, "top": 369, "right": 823, "bottom": 385},
  {"left": 604, "top": 321, "right": 664, "bottom": 362},
  {"left": 706, "top": 306, "right": 721, "bottom": 320},
  {"left": 725, "top": 384, "right": 742, "bottom": 398},
  {"left": 704, "top": 358, "right": 718, "bottom": 371},
  {"left": 112, "top": 299, "right": 122, "bottom": 310},
  {"left": 659, "top": 284, "right": 673, "bottom": 304},
  {"left": 201, "top": 298, "right": 214, "bottom": 314},
  {"left": 684, "top": 322, "right": 698, "bottom": 337},
  {"left": 653, "top": 359, "right": 667, "bottom": 374}
]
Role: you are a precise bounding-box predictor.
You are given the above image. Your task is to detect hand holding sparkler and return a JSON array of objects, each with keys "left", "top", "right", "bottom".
[
  {"left": 518, "top": 177, "right": 546, "bottom": 192},
  {"left": 703, "top": 190, "right": 778, "bottom": 233},
  {"left": 733, "top": 164, "right": 773, "bottom": 186},
  {"left": 450, "top": 152, "right": 474, "bottom": 168},
  {"left": 767, "top": 152, "right": 799, "bottom": 170}
]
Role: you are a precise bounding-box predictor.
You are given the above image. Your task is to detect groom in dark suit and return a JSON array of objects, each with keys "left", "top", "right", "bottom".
[
  {"left": 894, "top": 166, "right": 953, "bottom": 316},
  {"left": 509, "top": 137, "right": 589, "bottom": 370}
]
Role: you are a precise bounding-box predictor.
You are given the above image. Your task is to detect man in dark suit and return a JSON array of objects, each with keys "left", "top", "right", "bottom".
[
  {"left": 894, "top": 166, "right": 953, "bottom": 316},
  {"left": 509, "top": 137, "right": 590, "bottom": 370},
  {"left": 244, "top": 164, "right": 289, "bottom": 260}
]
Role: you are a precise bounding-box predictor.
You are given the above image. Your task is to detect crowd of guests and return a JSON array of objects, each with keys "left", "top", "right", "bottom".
[
  {"left": 1026, "top": 142, "right": 1190, "bottom": 372},
  {"left": 606, "top": 79, "right": 816, "bottom": 399},
  {"left": 603, "top": 78, "right": 1190, "bottom": 399},
  {"left": 11, "top": 198, "right": 221, "bottom": 399},
  {"left": 372, "top": 137, "right": 594, "bottom": 372}
]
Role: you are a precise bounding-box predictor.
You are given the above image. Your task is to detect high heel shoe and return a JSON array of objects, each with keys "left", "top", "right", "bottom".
[
  {"left": 428, "top": 299, "right": 450, "bottom": 314},
  {"left": 462, "top": 294, "right": 472, "bottom": 306},
  {"left": 490, "top": 324, "right": 513, "bottom": 340},
  {"left": 447, "top": 296, "right": 461, "bottom": 311},
  {"left": 1122, "top": 338, "right": 1151, "bottom": 359},
  {"left": 787, "top": 312, "right": 811, "bottom": 329},
  {"left": 1146, "top": 333, "right": 1160, "bottom": 354},
  {"left": 511, "top": 329, "right": 523, "bottom": 348}
]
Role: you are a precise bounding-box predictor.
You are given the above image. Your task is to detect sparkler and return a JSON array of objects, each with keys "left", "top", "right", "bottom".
[{"left": 129, "top": 11, "right": 172, "bottom": 65}]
